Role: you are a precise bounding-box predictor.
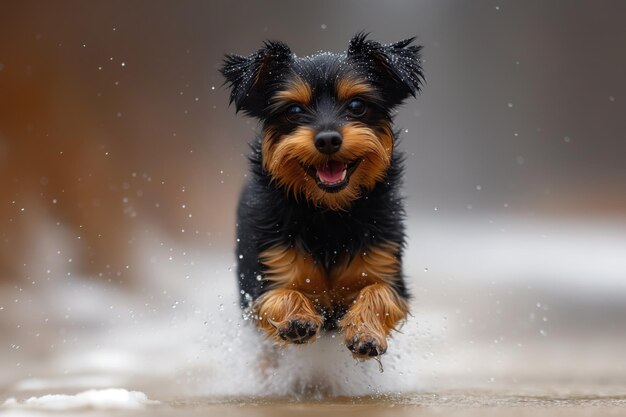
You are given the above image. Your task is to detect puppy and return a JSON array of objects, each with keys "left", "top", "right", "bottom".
[{"left": 221, "top": 33, "right": 423, "bottom": 359}]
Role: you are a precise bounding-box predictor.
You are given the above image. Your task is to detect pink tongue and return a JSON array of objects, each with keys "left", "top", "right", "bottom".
[{"left": 317, "top": 160, "right": 346, "bottom": 184}]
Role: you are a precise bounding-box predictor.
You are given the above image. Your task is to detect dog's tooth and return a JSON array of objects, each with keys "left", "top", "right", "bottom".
[{"left": 341, "top": 169, "right": 347, "bottom": 181}]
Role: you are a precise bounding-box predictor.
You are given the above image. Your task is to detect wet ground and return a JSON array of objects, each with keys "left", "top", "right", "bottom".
[
  {"left": 3, "top": 388, "right": 626, "bottom": 416},
  {"left": 162, "top": 390, "right": 626, "bottom": 417}
]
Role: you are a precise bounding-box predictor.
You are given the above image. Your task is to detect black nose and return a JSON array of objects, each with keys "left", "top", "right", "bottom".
[{"left": 314, "top": 131, "right": 342, "bottom": 155}]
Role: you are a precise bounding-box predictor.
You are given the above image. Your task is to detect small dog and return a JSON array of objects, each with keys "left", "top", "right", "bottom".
[{"left": 221, "top": 33, "right": 423, "bottom": 359}]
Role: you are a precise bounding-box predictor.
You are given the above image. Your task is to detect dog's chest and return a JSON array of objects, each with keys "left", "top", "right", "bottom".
[{"left": 260, "top": 242, "right": 400, "bottom": 309}]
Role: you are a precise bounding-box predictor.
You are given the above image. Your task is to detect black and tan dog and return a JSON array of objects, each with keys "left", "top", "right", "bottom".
[{"left": 221, "top": 33, "right": 423, "bottom": 359}]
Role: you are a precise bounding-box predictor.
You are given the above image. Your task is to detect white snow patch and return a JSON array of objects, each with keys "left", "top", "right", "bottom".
[{"left": 2, "top": 389, "right": 159, "bottom": 411}]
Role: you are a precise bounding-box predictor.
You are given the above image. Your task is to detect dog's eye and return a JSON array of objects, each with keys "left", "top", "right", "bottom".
[
  {"left": 347, "top": 99, "right": 366, "bottom": 117},
  {"left": 285, "top": 104, "right": 304, "bottom": 123}
]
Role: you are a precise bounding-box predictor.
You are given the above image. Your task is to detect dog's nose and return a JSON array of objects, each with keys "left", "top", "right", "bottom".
[{"left": 314, "top": 131, "right": 342, "bottom": 155}]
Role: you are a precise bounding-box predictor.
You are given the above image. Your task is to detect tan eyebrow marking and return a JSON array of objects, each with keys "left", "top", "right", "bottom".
[
  {"left": 336, "top": 77, "right": 376, "bottom": 101},
  {"left": 270, "top": 77, "right": 313, "bottom": 111}
]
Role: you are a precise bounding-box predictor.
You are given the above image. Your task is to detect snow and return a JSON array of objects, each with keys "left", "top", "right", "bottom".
[{"left": 2, "top": 389, "right": 158, "bottom": 411}]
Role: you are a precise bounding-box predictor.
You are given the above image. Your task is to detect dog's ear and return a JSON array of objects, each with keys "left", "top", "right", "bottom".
[
  {"left": 220, "top": 41, "right": 293, "bottom": 117},
  {"left": 347, "top": 33, "right": 424, "bottom": 107}
]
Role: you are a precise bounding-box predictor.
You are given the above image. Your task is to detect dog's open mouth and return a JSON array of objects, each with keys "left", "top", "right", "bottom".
[{"left": 303, "top": 159, "right": 361, "bottom": 193}]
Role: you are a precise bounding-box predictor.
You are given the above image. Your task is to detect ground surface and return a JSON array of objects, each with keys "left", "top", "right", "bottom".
[{"left": 3, "top": 388, "right": 626, "bottom": 416}]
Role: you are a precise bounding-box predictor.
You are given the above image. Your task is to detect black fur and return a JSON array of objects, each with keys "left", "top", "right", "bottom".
[
  {"left": 221, "top": 34, "right": 423, "bottom": 330},
  {"left": 221, "top": 41, "right": 294, "bottom": 117}
]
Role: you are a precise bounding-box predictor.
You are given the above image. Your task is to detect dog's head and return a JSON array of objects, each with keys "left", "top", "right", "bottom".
[{"left": 221, "top": 33, "right": 423, "bottom": 210}]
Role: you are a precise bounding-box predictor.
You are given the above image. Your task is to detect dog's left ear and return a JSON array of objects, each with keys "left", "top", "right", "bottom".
[
  {"left": 348, "top": 33, "right": 424, "bottom": 107},
  {"left": 220, "top": 41, "right": 294, "bottom": 117}
]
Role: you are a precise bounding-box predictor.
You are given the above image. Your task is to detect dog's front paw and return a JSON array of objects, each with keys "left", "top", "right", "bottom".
[
  {"left": 254, "top": 289, "right": 324, "bottom": 345},
  {"left": 346, "top": 332, "right": 387, "bottom": 358},
  {"left": 276, "top": 316, "right": 321, "bottom": 344},
  {"left": 339, "top": 283, "right": 408, "bottom": 359}
]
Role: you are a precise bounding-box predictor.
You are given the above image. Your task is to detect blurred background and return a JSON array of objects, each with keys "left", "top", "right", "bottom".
[{"left": 1, "top": 0, "right": 626, "bottom": 403}]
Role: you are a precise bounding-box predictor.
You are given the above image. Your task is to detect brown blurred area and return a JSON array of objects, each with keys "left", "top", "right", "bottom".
[
  {"left": 1, "top": 1, "right": 626, "bottom": 284},
  {"left": 0, "top": 1, "right": 248, "bottom": 282}
]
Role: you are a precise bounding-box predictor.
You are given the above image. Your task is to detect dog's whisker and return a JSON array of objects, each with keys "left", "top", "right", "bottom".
[{"left": 374, "top": 356, "right": 384, "bottom": 373}]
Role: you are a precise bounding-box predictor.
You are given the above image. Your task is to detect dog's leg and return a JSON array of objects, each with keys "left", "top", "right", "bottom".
[
  {"left": 255, "top": 245, "right": 326, "bottom": 345},
  {"left": 340, "top": 283, "right": 408, "bottom": 358},
  {"left": 255, "top": 288, "right": 324, "bottom": 345}
]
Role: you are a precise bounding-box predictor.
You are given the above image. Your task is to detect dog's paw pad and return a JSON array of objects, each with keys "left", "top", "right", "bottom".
[
  {"left": 347, "top": 335, "right": 387, "bottom": 358},
  {"left": 277, "top": 318, "right": 319, "bottom": 344}
]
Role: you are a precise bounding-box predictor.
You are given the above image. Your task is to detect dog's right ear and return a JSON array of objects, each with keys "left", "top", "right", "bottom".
[{"left": 220, "top": 41, "right": 293, "bottom": 118}]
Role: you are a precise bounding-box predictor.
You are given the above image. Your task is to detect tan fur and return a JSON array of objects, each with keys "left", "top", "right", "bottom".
[
  {"left": 335, "top": 241, "right": 401, "bottom": 287},
  {"left": 254, "top": 288, "right": 324, "bottom": 345},
  {"left": 260, "top": 245, "right": 327, "bottom": 293},
  {"left": 340, "top": 283, "right": 409, "bottom": 357},
  {"left": 336, "top": 77, "right": 377, "bottom": 101},
  {"left": 259, "top": 242, "right": 401, "bottom": 304},
  {"left": 269, "top": 77, "right": 313, "bottom": 112},
  {"left": 262, "top": 121, "right": 394, "bottom": 211}
]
